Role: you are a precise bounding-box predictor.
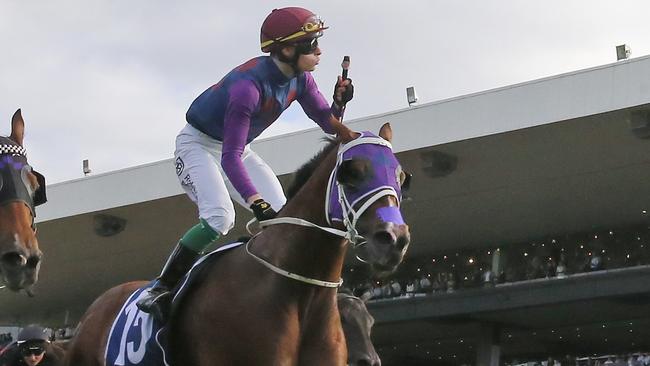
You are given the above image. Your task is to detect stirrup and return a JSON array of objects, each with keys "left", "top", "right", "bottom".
[{"left": 137, "top": 288, "right": 172, "bottom": 322}]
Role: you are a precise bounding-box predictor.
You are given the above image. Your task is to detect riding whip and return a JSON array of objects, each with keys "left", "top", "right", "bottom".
[{"left": 340, "top": 56, "right": 350, "bottom": 120}]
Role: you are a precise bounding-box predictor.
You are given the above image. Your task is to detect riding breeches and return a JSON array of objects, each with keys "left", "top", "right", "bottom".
[{"left": 174, "top": 123, "right": 287, "bottom": 235}]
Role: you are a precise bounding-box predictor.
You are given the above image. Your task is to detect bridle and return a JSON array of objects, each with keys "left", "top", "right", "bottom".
[
  {"left": 0, "top": 137, "right": 47, "bottom": 231},
  {"left": 246, "top": 133, "right": 403, "bottom": 288}
]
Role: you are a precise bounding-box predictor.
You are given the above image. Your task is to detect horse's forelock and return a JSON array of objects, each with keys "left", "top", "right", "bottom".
[{"left": 285, "top": 137, "right": 339, "bottom": 200}]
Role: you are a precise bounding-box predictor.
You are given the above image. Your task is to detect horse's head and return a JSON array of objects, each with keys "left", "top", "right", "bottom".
[
  {"left": 328, "top": 123, "right": 411, "bottom": 274},
  {"left": 338, "top": 290, "right": 380, "bottom": 366},
  {"left": 0, "top": 109, "right": 46, "bottom": 293}
]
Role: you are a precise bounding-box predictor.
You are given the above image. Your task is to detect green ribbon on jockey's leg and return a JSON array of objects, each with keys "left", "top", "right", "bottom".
[{"left": 179, "top": 218, "right": 220, "bottom": 253}]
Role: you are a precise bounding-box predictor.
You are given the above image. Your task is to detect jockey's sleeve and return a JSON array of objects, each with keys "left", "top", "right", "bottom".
[
  {"left": 297, "top": 72, "right": 341, "bottom": 134},
  {"left": 221, "top": 79, "right": 260, "bottom": 201}
]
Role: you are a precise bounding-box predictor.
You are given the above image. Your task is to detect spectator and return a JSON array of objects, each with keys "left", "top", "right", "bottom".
[
  {"left": 389, "top": 280, "right": 402, "bottom": 298},
  {"left": 446, "top": 272, "right": 457, "bottom": 293},
  {"left": 0, "top": 325, "right": 59, "bottom": 366},
  {"left": 482, "top": 269, "right": 495, "bottom": 288},
  {"left": 404, "top": 279, "right": 415, "bottom": 297},
  {"left": 380, "top": 282, "right": 392, "bottom": 299},
  {"left": 527, "top": 255, "right": 545, "bottom": 280},
  {"left": 419, "top": 274, "right": 432, "bottom": 294},
  {"left": 556, "top": 254, "right": 568, "bottom": 279}
]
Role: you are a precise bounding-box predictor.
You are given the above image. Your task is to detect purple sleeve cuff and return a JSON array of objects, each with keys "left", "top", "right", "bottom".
[
  {"left": 298, "top": 72, "right": 336, "bottom": 134},
  {"left": 221, "top": 79, "right": 260, "bottom": 201}
]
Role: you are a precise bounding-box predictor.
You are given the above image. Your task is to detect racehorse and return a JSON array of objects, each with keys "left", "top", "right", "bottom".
[
  {"left": 0, "top": 109, "right": 47, "bottom": 294},
  {"left": 66, "top": 123, "right": 410, "bottom": 365},
  {"left": 337, "top": 289, "right": 380, "bottom": 366},
  {"left": 63, "top": 282, "right": 381, "bottom": 366}
]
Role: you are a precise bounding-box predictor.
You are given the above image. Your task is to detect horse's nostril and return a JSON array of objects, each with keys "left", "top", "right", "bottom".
[
  {"left": 357, "top": 360, "right": 372, "bottom": 366},
  {"left": 395, "top": 235, "right": 409, "bottom": 251},
  {"left": 373, "top": 231, "right": 395, "bottom": 246},
  {"left": 26, "top": 255, "right": 41, "bottom": 269},
  {"left": 1, "top": 252, "right": 28, "bottom": 267}
]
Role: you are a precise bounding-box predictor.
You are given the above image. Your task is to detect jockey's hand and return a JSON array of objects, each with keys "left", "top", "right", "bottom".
[
  {"left": 333, "top": 76, "right": 353, "bottom": 108},
  {"left": 250, "top": 199, "right": 277, "bottom": 222},
  {"left": 335, "top": 123, "right": 360, "bottom": 143}
]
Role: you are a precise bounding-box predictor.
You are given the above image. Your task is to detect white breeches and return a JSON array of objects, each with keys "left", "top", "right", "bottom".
[{"left": 174, "top": 124, "right": 286, "bottom": 235}]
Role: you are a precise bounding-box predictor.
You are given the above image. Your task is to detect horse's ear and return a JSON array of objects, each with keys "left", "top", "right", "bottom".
[
  {"left": 360, "top": 291, "right": 373, "bottom": 303},
  {"left": 10, "top": 109, "right": 25, "bottom": 146},
  {"left": 379, "top": 122, "right": 392, "bottom": 142}
]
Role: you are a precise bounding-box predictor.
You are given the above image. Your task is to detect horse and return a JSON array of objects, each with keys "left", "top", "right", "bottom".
[
  {"left": 66, "top": 123, "right": 410, "bottom": 366},
  {"left": 62, "top": 282, "right": 380, "bottom": 366},
  {"left": 0, "top": 109, "right": 47, "bottom": 294},
  {"left": 337, "top": 289, "right": 380, "bottom": 366}
]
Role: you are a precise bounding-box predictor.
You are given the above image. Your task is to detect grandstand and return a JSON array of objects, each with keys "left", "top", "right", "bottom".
[{"left": 1, "top": 55, "right": 650, "bottom": 365}]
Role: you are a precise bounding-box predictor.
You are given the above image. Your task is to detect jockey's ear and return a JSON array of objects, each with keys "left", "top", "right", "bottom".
[
  {"left": 11, "top": 109, "right": 25, "bottom": 146},
  {"left": 337, "top": 158, "right": 373, "bottom": 189},
  {"left": 378, "top": 122, "right": 392, "bottom": 143}
]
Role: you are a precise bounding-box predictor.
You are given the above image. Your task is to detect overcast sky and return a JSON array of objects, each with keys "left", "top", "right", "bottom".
[{"left": 1, "top": 1, "right": 649, "bottom": 184}]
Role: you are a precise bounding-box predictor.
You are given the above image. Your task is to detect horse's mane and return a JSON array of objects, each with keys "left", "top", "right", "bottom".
[{"left": 285, "top": 137, "right": 338, "bottom": 200}]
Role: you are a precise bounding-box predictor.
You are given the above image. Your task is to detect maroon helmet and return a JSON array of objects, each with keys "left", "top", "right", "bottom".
[{"left": 260, "top": 7, "right": 328, "bottom": 53}]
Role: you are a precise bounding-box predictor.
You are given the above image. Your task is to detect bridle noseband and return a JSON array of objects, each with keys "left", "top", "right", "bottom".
[{"left": 246, "top": 133, "right": 404, "bottom": 288}]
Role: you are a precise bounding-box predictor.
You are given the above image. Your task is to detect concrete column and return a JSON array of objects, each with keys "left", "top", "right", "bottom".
[{"left": 476, "top": 323, "right": 501, "bottom": 366}]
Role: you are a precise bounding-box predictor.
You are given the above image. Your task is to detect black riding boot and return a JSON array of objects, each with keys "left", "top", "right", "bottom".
[{"left": 136, "top": 243, "right": 199, "bottom": 322}]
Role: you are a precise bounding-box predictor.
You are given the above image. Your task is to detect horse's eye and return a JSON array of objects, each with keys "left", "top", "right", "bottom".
[
  {"left": 337, "top": 159, "right": 372, "bottom": 188},
  {"left": 20, "top": 165, "right": 36, "bottom": 196}
]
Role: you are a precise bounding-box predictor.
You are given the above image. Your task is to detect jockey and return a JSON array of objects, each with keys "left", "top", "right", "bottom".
[
  {"left": 0, "top": 326, "right": 51, "bottom": 366},
  {"left": 137, "top": 7, "right": 357, "bottom": 320}
]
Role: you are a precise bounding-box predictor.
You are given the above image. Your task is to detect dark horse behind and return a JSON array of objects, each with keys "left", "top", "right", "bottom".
[
  {"left": 0, "top": 109, "right": 47, "bottom": 294},
  {"left": 66, "top": 123, "right": 409, "bottom": 365},
  {"left": 338, "top": 289, "right": 380, "bottom": 366}
]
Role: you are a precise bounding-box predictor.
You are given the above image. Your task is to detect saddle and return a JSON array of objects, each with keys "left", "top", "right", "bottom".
[{"left": 104, "top": 242, "right": 244, "bottom": 366}]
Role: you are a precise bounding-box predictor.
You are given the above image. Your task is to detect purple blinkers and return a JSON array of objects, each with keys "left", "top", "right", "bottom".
[{"left": 326, "top": 132, "right": 405, "bottom": 229}]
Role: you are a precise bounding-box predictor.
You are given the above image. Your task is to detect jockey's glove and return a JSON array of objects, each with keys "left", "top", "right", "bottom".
[
  {"left": 250, "top": 199, "right": 277, "bottom": 222},
  {"left": 333, "top": 77, "right": 354, "bottom": 108}
]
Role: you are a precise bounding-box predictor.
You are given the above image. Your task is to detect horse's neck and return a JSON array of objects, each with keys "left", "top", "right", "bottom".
[{"left": 255, "top": 149, "right": 347, "bottom": 286}]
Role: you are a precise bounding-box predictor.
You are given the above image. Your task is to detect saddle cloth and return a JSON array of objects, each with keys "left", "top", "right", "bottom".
[{"left": 104, "top": 241, "right": 244, "bottom": 366}]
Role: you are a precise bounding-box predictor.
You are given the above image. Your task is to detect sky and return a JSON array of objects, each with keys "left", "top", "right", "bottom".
[{"left": 1, "top": 1, "right": 649, "bottom": 184}]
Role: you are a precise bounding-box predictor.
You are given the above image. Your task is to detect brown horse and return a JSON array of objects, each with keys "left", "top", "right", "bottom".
[
  {"left": 64, "top": 282, "right": 381, "bottom": 366},
  {"left": 66, "top": 123, "right": 410, "bottom": 366},
  {"left": 0, "top": 109, "right": 47, "bottom": 294},
  {"left": 337, "top": 289, "right": 380, "bottom": 366}
]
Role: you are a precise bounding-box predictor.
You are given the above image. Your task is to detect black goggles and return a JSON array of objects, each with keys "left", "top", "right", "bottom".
[
  {"left": 21, "top": 346, "right": 45, "bottom": 356},
  {"left": 294, "top": 38, "right": 319, "bottom": 55}
]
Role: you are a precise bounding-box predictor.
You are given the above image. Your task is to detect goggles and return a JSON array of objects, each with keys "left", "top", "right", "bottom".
[
  {"left": 294, "top": 38, "right": 319, "bottom": 55},
  {"left": 21, "top": 346, "right": 45, "bottom": 357}
]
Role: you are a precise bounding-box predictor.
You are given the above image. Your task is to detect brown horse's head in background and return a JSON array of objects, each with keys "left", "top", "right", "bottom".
[{"left": 0, "top": 109, "right": 46, "bottom": 293}]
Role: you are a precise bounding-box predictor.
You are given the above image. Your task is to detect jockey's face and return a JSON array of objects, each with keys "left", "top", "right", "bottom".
[
  {"left": 296, "top": 46, "right": 321, "bottom": 72},
  {"left": 22, "top": 351, "right": 45, "bottom": 366},
  {"left": 280, "top": 41, "right": 321, "bottom": 72}
]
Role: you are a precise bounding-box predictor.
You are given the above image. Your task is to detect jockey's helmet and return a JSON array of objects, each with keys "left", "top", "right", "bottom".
[
  {"left": 260, "top": 7, "right": 328, "bottom": 53},
  {"left": 17, "top": 325, "right": 49, "bottom": 344}
]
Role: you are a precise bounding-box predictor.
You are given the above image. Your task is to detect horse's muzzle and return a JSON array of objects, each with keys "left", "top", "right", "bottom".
[
  {"left": 349, "top": 356, "right": 381, "bottom": 366},
  {"left": 366, "top": 222, "right": 410, "bottom": 272},
  {"left": 0, "top": 247, "right": 41, "bottom": 291}
]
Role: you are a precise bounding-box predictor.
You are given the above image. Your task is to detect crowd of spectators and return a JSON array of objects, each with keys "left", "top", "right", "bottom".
[
  {"left": 345, "top": 223, "right": 650, "bottom": 301},
  {"left": 507, "top": 353, "right": 650, "bottom": 366}
]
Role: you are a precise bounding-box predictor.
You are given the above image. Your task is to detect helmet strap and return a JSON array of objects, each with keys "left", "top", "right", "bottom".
[{"left": 275, "top": 46, "right": 301, "bottom": 75}]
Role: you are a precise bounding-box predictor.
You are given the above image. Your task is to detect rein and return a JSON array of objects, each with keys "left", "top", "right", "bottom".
[{"left": 246, "top": 134, "right": 400, "bottom": 288}]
